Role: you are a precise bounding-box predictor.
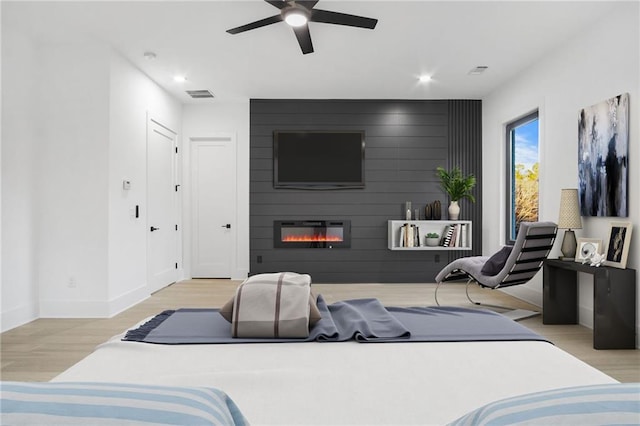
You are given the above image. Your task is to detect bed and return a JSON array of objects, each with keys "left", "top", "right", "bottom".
[{"left": 49, "top": 301, "right": 622, "bottom": 425}]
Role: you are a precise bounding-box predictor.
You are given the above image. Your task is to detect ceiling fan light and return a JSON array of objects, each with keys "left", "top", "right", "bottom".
[{"left": 285, "top": 11, "right": 308, "bottom": 27}]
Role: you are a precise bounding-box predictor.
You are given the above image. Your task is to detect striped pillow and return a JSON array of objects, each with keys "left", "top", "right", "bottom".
[
  {"left": 1, "top": 381, "right": 249, "bottom": 425},
  {"left": 232, "top": 272, "right": 313, "bottom": 338},
  {"left": 448, "top": 383, "right": 640, "bottom": 425}
]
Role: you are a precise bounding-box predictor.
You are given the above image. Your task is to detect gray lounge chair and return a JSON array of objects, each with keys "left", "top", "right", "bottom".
[{"left": 434, "top": 221, "right": 558, "bottom": 318}]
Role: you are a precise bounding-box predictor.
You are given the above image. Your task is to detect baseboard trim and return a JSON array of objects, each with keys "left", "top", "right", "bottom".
[
  {"left": 107, "top": 284, "right": 149, "bottom": 317},
  {"left": 500, "top": 286, "right": 599, "bottom": 328},
  {"left": 499, "top": 285, "right": 542, "bottom": 308},
  {"left": 575, "top": 306, "right": 591, "bottom": 329},
  {"left": 1, "top": 303, "right": 39, "bottom": 332},
  {"left": 39, "top": 299, "right": 110, "bottom": 318},
  {"left": 232, "top": 268, "right": 249, "bottom": 281},
  {"left": 39, "top": 285, "right": 150, "bottom": 319}
]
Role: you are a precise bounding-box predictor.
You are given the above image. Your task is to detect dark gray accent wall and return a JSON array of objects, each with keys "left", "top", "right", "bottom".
[
  {"left": 447, "top": 100, "right": 483, "bottom": 263},
  {"left": 250, "top": 99, "right": 482, "bottom": 283}
]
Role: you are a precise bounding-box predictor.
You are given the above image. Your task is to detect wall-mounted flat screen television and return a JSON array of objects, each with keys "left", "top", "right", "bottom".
[{"left": 273, "top": 131, "right": 365, "bottom": 189}]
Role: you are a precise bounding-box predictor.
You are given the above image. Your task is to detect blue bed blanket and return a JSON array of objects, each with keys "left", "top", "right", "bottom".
[{"left": 123, "top": 295, "right": 548, "bottom": 344}]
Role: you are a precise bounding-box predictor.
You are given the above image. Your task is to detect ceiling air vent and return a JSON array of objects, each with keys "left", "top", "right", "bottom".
[
  {"left": 468, "top": 66, "right": 489, "bottom": 75},
  {"left": 186, "top": 90, "right": 214, "bottom": 99}
]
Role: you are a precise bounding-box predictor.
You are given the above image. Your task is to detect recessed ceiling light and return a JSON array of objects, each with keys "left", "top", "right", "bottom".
[
  {"left": 419, "top": 75, "right": 432, "bottom": 83},
  {"left": 173, "top": 75, "right": 187, "bottom": 83}
]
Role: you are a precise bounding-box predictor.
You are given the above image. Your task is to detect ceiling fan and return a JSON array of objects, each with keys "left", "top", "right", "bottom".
[{"left": 226, "top": 0, "right": 378, "bottom": 55}]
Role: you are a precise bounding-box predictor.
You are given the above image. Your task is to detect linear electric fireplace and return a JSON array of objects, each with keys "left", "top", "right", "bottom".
[{"left": 274, "top": 220, "right": 351, "bottom": 248}]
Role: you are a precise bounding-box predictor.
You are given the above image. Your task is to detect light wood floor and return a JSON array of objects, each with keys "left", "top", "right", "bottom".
[{"left": 1, "top": 280, "right": 638, "bottom": 383}]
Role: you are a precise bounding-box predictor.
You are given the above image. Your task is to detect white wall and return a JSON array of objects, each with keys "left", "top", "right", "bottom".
[
  {"left": 483, "top": 3, "right": 639, "bottom": 333},
  {"left": 37, "top": 41, "right": 111, "bottom": 317},
  {"left": 107, "top": 52, "right": 182, "bottom": 315},
  {"left": 182, "top": 102, "right": 250, "bottom": 280},
  {"left": 1, "top": 26, "right": 182, "bottom": 329},
  {"left": 1, "top": 25, "right": 40, "bottom": 329}
]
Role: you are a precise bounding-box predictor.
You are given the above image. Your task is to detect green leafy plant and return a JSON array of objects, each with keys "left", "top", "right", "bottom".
[
  {"left": 436, "top": 166, "right": 476, "bottom": 202},
  {"left": 426, "top": 232, "right": 439, "bottom": 238}
]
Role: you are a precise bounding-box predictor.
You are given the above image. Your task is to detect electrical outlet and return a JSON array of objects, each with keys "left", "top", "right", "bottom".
[{"left": 68, "top": 276, "right": 77, "bottom": 288}]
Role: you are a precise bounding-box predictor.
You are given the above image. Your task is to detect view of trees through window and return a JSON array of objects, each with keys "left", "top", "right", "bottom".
[{"left": 506, "top": 112, "right": 539, "bottom": 243}]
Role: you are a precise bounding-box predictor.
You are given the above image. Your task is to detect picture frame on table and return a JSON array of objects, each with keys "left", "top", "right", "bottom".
[
  {"left": 604, "top": 222, "right": 633, "bottom": 269},
  {"left": 575, "top": 238, "right": 602, "bottom": 263}
]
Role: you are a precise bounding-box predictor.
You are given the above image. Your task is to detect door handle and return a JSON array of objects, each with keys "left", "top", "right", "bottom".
[
  {"left": 150, "top": 226, "right": 160, "bottom": 232},
  {"left": 221, "top": 224, "right": 231, "bottom": 229}
]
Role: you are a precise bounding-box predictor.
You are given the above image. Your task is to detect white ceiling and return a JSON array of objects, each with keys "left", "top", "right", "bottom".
[{"left": 4, "top": 1, "right": 621, "bottom": 103}]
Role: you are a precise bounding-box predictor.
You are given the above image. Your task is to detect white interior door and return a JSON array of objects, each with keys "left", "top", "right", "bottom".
[
  {"left": 147, "top": 118, "right": 178, "bottom": 293},
  {"left": 191, "top": 136, "right": 236, "bottom": 278}
]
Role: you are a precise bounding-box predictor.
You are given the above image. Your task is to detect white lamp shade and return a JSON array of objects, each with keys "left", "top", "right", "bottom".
[{"left": 558, "top": 188, "right": 582, "bottom": 229}]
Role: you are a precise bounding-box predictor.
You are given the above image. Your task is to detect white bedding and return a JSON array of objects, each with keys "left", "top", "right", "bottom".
[{"left": 53, "top": 330, "right": 616, "bottom": 425}]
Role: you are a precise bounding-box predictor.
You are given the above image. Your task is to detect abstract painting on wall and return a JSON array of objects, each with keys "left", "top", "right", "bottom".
[{"left": 578, "top": 93, "right": 629, "bottom": 217}]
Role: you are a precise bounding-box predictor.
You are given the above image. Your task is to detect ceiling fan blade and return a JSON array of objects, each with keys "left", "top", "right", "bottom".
[
  {"left": 310, "top": 9, "right": 378, "bottom": 29},
  {"left": 264, "top": 0, "right": 288, "bottom": 9},
  {"left": 292, "top": 24, "right": 314, "bottom": 54},
  {"left": 226, "top": 14, "right": 283, "bottom": 34}
]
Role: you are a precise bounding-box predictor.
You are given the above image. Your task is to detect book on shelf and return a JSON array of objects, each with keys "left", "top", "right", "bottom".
[
  {"left": 451, "top": 224, "right": 459, "bottom": 247},
  {"left": 460, "top": 224, "right": 467, "bottom": 248},
  {"left": 439, "top": 223, "right": 468, "bottom": 248},
  {"left": 441, "top": 224, "right": 455, "bottom": 246},
  {"left": 399, "top": 223, "right": 421, "bottom": 248}
]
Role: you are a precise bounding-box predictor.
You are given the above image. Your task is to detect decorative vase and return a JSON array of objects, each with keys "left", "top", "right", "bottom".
[
  {"left": 433, "top": 200, "right": 442, "bottom": 220},
  {"left": 448, "top": 201, "right": 460, "bottom": 220},
  {"left": 424, "top": 204, "right": 432, "bottom": 220}
]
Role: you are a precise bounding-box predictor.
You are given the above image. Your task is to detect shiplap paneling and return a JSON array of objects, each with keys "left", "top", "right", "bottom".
[
  {"left": 447, "top": 100, "right": 483, "bottom": 262},
  {"left": 250, "top": 99, "right": 482, "bottom": 283}
]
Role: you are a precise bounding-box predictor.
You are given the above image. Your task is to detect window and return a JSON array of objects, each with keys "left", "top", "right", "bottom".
[{"left": 506, "top": 111, "right": 539, "bottom": 244}]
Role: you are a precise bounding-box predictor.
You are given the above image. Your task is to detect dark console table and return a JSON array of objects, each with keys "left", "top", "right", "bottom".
[{"left": 543, "top": 259, "right": 636, "bottom": 349}]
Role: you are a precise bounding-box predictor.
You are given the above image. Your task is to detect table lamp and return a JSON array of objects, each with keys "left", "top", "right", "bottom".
[{"left": 558, "top": 188, "right": 582, "bottom": 260}]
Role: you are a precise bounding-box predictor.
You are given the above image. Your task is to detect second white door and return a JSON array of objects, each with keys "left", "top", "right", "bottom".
[{"left": 191, "top": 136, "right": 236, "bottom": 278}]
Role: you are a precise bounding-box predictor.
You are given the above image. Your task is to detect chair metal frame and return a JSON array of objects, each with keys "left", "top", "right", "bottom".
[{"left": 434, "top": 222, "right": 558, "bottom": 312}]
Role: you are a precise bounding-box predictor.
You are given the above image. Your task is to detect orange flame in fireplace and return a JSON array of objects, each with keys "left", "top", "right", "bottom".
[{"left": 282, "top": 235, "right": 343, "bottom": 242}]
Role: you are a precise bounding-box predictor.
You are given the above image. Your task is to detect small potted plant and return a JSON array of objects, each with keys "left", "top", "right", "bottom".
[
  {"left": 426, "top": 232, "right": 440, "bottom": 246},
  {"left": 436, "top": 166, "right": 476, "bottom": 220}
]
